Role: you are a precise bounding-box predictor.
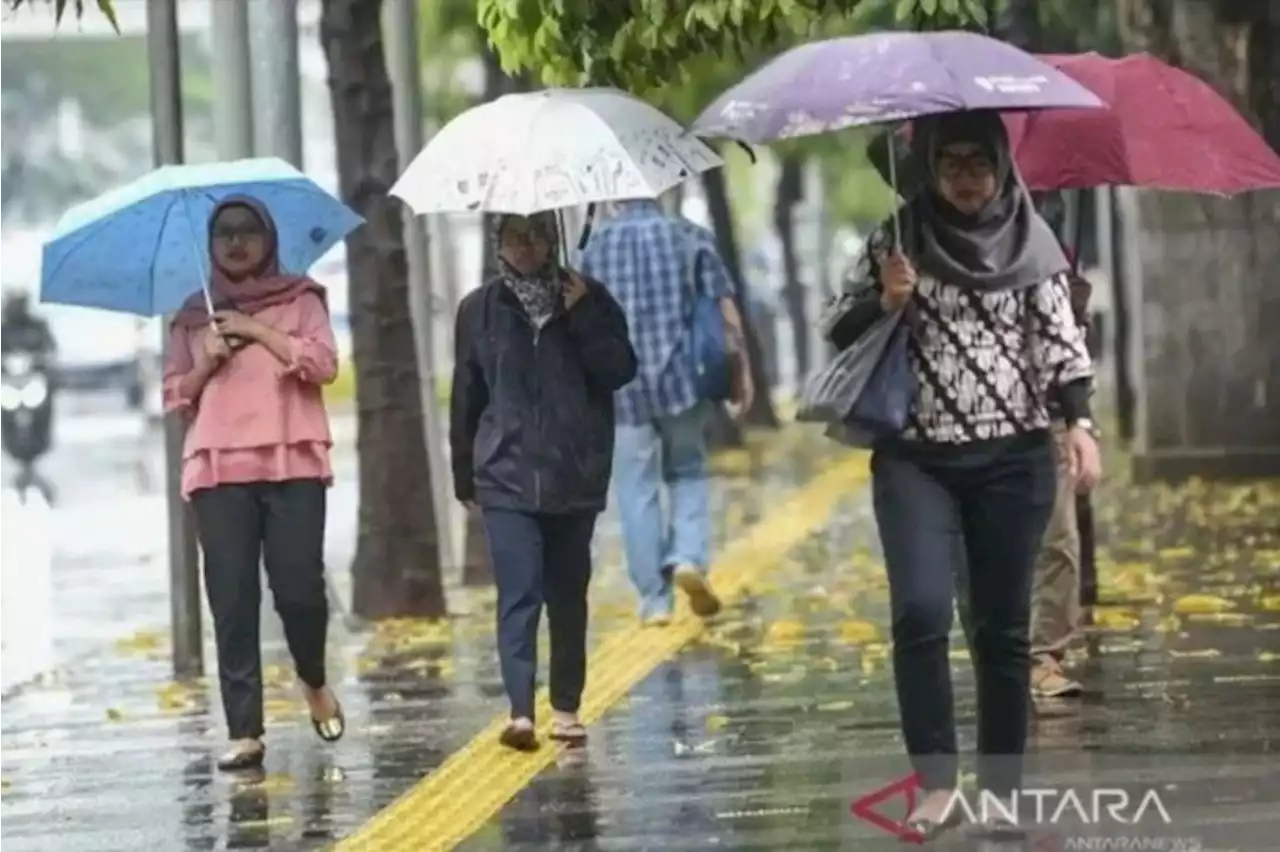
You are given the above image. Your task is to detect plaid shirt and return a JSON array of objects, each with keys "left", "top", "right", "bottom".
[{"left": 579, "top": 200, "right": 735, "bottom": 424}]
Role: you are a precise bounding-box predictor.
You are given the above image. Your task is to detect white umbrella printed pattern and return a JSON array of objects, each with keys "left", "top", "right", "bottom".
[{"left": 391, "top": 88, "right": 723, "bottom": 216}]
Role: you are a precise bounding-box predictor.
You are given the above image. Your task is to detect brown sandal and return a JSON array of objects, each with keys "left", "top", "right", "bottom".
[
  {"left": 549, "top": 721, "right": 588, "bottom": 747},
  {"left": 498, "top": 724, "right": 539, "bottom": 752}
]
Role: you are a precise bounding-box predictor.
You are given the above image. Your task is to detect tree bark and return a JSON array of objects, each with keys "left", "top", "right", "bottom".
[
  {"left": 1114, "top": 0, "right": 1280, "bottom": 479},
  {"left": 701, "top": 165, "right": 780, "bottom": 436},
  {"left": 459, "top": 39, "right": 516, "bottom": 587},
  {"left": 320, "top": 0, "right": 445, "bottom": 617},
  {"left": 773, "top": 154, "right": 810, "bottom": 383}
]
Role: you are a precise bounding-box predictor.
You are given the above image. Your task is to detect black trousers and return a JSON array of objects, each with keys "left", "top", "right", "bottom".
[
  {"left": 871, "top": 433, "right": 1055, "bottom": 796},
  {"left": 191, "top": 478, "right": 329, "bottom": 740},
  {"left": 481, "top": 508, "right": 596, "bottom": 721}
]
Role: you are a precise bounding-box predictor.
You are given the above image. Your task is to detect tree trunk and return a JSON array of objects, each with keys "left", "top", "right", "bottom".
[
  {"left": 773, "top": 154, "right": 810, "bottom": 384},
  {"left": 701, "top": 165, "right": 780, "bottom": 433},
  {"left": 320, "top": 0, "right": 445, "bottom": 618},
  {"left": 459, "top": 39, "right": 516, "bottom": 587},
  {"left": 1114, "top": 0, "right": 1280, "bottom": 479}
]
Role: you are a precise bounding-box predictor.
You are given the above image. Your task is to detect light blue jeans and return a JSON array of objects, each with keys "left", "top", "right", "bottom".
[{"left": 612, "top": 402, "right": 712, "bottom": 618}]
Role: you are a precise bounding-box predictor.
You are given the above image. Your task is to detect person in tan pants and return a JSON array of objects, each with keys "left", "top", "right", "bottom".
[
  {"left": 952, "top": 269, "right": 1095, "bottom": 698},
  {"left": 1030, "top": 270, "right": 1095, "bottom": 698}
]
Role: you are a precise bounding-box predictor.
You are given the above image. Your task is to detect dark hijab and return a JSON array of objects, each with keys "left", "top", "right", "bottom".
[{"left": 870, "top": 110, "right": 1068, "bottom": 292}]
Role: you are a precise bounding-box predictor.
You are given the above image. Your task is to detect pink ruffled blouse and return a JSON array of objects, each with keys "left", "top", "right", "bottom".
[{"left": 162, "top": 292, "right": 338, "bottom": 500}]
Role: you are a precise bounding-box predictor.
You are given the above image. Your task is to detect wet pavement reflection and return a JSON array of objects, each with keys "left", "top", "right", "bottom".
[
  {"left": 0, "top": 426, "right": 829, "bottom": 851},
  {"left": 476, "top": 467, "right": 1280, "bottom": 850},
  {"left": 2, "top": 428, "right": 1277, "bottom": 850}
]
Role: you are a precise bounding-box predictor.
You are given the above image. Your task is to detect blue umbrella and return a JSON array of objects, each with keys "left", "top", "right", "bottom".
[{"left": 40, "top": 157, "right": 363, "bottom": 317}]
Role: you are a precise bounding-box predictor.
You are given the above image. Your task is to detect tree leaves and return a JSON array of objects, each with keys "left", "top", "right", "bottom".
[{"left": 4, "top": 0, "right": 120, "bottom": 33}]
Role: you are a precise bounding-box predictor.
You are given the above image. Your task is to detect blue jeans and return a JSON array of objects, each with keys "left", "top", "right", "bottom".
[{"left": 612, "top": 402, "right": 712, "bottom": 618}]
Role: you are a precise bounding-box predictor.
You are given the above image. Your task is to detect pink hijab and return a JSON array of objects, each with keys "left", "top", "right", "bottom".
[{"left": 172, "top": 194, "right": 325, "bottom": 329}]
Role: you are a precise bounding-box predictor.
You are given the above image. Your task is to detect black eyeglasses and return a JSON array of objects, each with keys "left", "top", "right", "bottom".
[
  {"left": 936, "top": 153, "right": 996, "bottom": 180},
  {"left": 212, "top": 223, "right": 265, "bottom": 242}
]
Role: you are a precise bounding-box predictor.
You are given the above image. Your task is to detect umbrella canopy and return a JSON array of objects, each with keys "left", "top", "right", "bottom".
[
  {"left": 391, "top": 88, "right": 722, "bottom": 216},
  {"left": 1004, "top": 52, "right": 1280, "bottom": 194},
  {"left": 692, "top": 30, "right": 1103, "bottom": 144},
  {"left": 41, "top": 158, "right": 362, "bottom": 317}
]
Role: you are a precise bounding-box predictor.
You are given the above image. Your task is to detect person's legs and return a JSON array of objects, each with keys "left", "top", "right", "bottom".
[
  {"left": 659, "top": 403, "right": 719, "bottom": 617},
  {"left": 191, "top": 485, "right": 266, "bottom": 753},
  {"left": 260, "top": 479, "right": 342, "bottom": 736},
  {"left": 481, "top": 508, "right": 545, "bottom": 725},
  {"left": 960, "top": 435, "right": 1056, "bottom": 798},
  {"left": 542, "top": 511, "right": 597, "bottom": 732},
  {"left": 1030, "top": 431, "right": 1083, "bottom": 697},
  {"left": 611, "top": 420, "right": 670, "bottom": 620},
  {"left": 871, "top": 449, "right": 964, "bottom": 795}
]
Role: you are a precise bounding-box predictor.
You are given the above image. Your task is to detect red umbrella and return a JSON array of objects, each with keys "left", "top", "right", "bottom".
[{"left": 1004, "top": 52, "right": 1280, "bottom": 195}]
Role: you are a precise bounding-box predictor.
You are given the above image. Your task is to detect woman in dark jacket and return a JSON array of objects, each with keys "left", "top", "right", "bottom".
[
  {"left": 821, "top": 110, "right": 1101, "bottom": 835},
  {"left": 450, "top": 211, "right": 637, "bottom": 750}
]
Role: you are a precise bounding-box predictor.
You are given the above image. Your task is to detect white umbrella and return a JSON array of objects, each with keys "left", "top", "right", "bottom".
[{"left": 390, "top": 88, "right": 724, "bottom": 216}]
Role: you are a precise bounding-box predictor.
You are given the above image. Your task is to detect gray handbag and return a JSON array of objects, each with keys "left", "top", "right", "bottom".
[{"left": 797, "top": 308, "right": 905, "bottom": 448}]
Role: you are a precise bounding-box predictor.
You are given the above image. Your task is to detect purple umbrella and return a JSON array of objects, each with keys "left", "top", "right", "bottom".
[{"left": 693, "top": 30, "right": 1105, "bottom": 144}]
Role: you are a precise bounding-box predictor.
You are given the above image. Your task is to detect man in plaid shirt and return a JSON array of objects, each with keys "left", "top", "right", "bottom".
[{"left": 580, "top": 199, "right": 753, "bottom": 624}]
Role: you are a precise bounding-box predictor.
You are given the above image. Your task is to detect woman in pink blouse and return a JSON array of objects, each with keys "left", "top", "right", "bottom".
[{"left": 163, "top": 195, "right": 344, "bottom": 771}]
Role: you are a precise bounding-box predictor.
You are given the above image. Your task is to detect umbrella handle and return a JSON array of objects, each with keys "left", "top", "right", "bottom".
[
  {"left": 886, "top": 131, "right": 901, "bottom": 249},
  {"left": 179, "top": 194, "right": 218, "bottom": 317}
]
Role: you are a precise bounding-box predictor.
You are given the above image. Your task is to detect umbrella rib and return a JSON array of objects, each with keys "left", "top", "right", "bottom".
[
  {"left": 147, "top": 191, "right": 185, "bottom": 313},
  {"left": 39, "top": 210, "right": 126, "bottom": 288}
]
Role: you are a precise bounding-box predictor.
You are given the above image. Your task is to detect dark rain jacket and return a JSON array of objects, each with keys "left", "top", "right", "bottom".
[{"left": 449, "top": 274, "right": 638, "bottom": 515}]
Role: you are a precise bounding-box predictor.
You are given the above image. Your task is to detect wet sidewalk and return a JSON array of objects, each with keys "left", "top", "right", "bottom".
[
  {"left": 3, "top": 430, "right": 1279, "bottom": 851},
  {"left": 0, "top": 425, "right": 836, "bottom": 851}
]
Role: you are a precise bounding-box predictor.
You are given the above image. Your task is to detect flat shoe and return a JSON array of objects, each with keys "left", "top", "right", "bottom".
[
  {"left": 217, "top": 743, "right": 266, "bottom": 772},
  {"left": 311, "top": 699, "right": 346, "bottom": 743},
  {"left": 498, "top": 724, "right": 539, "bottom": 752}
]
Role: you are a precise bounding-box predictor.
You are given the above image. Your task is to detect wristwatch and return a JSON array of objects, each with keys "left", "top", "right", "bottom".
[{"left": 1069, "top": 418, "right": 1100, "bottom": 438}]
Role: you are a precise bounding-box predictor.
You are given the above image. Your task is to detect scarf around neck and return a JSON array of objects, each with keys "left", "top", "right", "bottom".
[{"left": 492, "top": 212, "right": 562, "bottom": 327}]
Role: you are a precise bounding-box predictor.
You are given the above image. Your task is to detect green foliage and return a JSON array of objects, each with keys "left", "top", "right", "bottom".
[{"left": 5, "top": 0, "right": 119, "bottom": 31}]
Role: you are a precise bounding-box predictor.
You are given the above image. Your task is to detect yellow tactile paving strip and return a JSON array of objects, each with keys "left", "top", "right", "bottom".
[{"left": 335, "top": 450, "right": 871, "bottom": 852}]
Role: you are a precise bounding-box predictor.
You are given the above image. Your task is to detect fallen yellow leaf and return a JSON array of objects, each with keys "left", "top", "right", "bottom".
[
  {"left": 1259, "top": 595, "right": 1280, "bottom": 612},
  {"left": 705, "top": 714, "right": 730, "bottom": 731},
  {"left": 105, "top": 707, "right": 124, "bottom": 722},
  {"left": 1091, "top": 607, "right": 1141, "bottom": 631},
  {"left": 837, "top": 619, "right": 881, "bottom": 646},
  {"left": 1172, "top": 594, "right": 1235, "bottom": 615}
]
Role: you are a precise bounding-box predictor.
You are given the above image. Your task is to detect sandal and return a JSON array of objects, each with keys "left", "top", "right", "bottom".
[
  {"left": 217, "top": 742, "right": 266, "bottom": 772},
  {"left": 498, "top": 723, "right": 539, "bottom": 752},
  {"left": 308, "top": 688, "right": 346, "bottom": 743},
  {"left": 902, "top": 791, "right": 963, "bottom": 842},
  {"left": 549, "top": 721, "right": 588, "bottom": 747}
]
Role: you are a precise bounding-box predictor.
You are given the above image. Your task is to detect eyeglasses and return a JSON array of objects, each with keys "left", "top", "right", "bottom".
[
  {"left": 501, "top": 226, "right": 553, "bottom": 249},
  {"left": 212, "top": 224, "right": 266, "bottom": 242},
  {"left": 936, "top": 153, "right": 996, "bottom": 180}
]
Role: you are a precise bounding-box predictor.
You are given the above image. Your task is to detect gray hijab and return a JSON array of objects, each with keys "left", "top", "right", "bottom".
[
  {"left": 873, "top": 110, "right": 1068, "bottom": 292},
  {"left": 492, "top": 212, "right": 562, "bottom": 327}
]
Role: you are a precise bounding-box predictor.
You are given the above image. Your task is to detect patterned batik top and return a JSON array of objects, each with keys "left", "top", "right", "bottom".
[{"left": 837, "top": 243, "right": 1094, "bottom": 445}]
